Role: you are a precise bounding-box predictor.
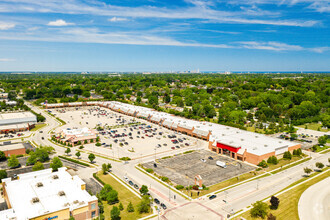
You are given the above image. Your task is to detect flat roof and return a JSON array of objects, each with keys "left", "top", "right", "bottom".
[
  {"left": 0, "top": 112, "right": 35, "bottom": 120},
  {"left": 1, "top": 168, "right": 97, "bottom": 219},
  {"left": 0, "top": 143, "right": 26, "bottom": 151}
]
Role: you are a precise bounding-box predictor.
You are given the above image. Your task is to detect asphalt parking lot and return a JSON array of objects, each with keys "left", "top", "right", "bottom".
[
  {"left": 143, "top": 150, "right": 255, "bottom": 186},
  {"left": 52, "top": 106, "right": 203, "bottom": 158}
]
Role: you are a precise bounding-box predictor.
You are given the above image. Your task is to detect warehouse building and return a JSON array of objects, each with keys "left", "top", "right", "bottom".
[
  {"left": 44, "top": 101, "right": 301, "bottom": 165},
  {"left": 0, "top": 112, "right": 37, "bottom": 133},
  {"left": 0, "top": 142, "right": 33, "bottom": 157},
  {"left": 0, "top": 167, "right": 98, "bottom": 220}
]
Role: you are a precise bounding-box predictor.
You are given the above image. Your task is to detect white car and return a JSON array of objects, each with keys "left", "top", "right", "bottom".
[
  {"left": 123, "top": 176, "right": 129, "bottom": 182},
  {"left": 200, "top": 159, "right": 206, "bottom": 163}
]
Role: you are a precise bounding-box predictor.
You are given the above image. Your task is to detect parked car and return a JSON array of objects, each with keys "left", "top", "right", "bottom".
[
  {"left": 154, "top": 198, "right": 160, "bottom": 204},
  {"left": 160, "top": 203, "right": 167, "bottom": 210},
  {"left": 200, "top": 159, "right": 206, "bottom": 162},
  {"left": 208, "top": 156, "right": 213, "bottom": 160},
  {"left": 171, "top": 147, "right": 175, "bottom": 150},
  {"left": 134, "top": 184, "right": 139, "bottom": 189},
  {"left": 128, "top": 181, "right": 134, "bottom": 186},
  {"left": 209, "top": 195, "right": 217, "bottom": 200}
]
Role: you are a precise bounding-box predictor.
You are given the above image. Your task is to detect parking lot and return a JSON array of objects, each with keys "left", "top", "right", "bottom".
[
  {"left": 143, "top": 150, "right": 255, "bottom": 186},
  {"left": 52, "top": 107, "right": 205, "bottom": 158}
]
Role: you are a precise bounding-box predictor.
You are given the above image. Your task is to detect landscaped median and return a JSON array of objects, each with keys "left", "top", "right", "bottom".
[
  {"left": 58, "top": 155, "right": 91, "bottom": 167},
  {"left": 233, "top": 167, "right": 330, "bottom": 220},
  {"left": 94, "top": 171, "right": 153, "bottom": 220}
]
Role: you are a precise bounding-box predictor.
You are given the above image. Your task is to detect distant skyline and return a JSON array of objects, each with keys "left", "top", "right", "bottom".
[{"left": 0, "top": 0, "right": 329, "bottom": 71}]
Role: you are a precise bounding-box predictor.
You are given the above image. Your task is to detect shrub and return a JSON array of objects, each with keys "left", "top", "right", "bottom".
[
  {"left": 146, "top": 168, "right": 153, "bottom": 173},
  {"left": 192, "top": 185, "right": 199, "bottom": 190},
  {"left": 119, "top": 202, "right": 124, "bottom": 211},
  {"left": 161, "top": 176, "right": 169, "bottom": 182},
  {"left": 119, "top": 157, "right": 131, "bottom": 161},
  {"left": 0, "top": 170, "right": 7, "bottom": 182},
  {"left": 267, "top": 156, "right": 278, "bottom": 165},
  {"left": 96, "top": 142, "right": 102, "bottom": 147},
  {"left": 79, "top": 146, "right": 84, "bottom": 149},
  {"left": 258, "top": 160, "right": 268, "bottom": 168},
  {"left": 175, "top": 185, "right": 184, "bottom": 190},
  {"left": 283, "top": 151, "right": 292, "bottom": 160}
]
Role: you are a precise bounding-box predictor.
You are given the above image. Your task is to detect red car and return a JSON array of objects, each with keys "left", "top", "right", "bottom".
[{"left": 171, "top": 147, "right": 175, "bottom": 150}]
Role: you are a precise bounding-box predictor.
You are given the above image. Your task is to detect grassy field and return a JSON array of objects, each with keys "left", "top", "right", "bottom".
[
  {"left": 96, "top": 172, "right": 151, "bottom": 220},
  {"left": 237, "top": 168, "right": 329, "bottom": 220},
  {"left": 297, "top": 123, "right": 328, "bottom": 132},
  {"left": 246, "top": 126, "right": 266, "bottom": 134},
  {"left": 30, "top": 123, "right": 47, "bottom": 131}
]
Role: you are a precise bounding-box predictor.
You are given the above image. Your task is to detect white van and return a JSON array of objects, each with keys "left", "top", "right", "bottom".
[{"left": 216, "top": 161, "right": 227, "bottom": 168}]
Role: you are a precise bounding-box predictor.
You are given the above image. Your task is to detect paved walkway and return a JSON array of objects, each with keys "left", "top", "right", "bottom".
[{"left": 298, "top": 176, "right": 330, "bottom": 220}]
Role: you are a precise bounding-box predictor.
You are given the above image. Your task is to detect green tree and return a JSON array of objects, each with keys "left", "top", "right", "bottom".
[
  {"left": 283, "top": 151, "right": 292, "bottom": 160},
  {"left": 65, "top": 147, "right": 71, "bottom": 155},
  {"left": 102, "top": 163, "right": 108, "bottom": 174},
  {"left": 119, "top": 202, "right": 124, "bottom": 211},
  {"left": 107, "top": 190, "right": 119, "bottom": 204},
  {"left": 250, "top": 201, "right": 269, "bottom": 219},
  {"left": 7, "top": 155, "right": 19, "bottom": 168},
  {"left": 50, "top": 157, "right": 63, "bottom": 171},
  {"left": 88, "top": 153, "right": 95, "bottom": 163},
  {"left": 315, "top": 162, "right": 324, "bottom": 171},
  {"left": 34, "top": 148, "right": 49, "bottom": 162},
  {"left": 139, "top": 185, "right": 149, "bottom": 195},
  {"left": 318, "top": 135, "right": 327, "bottom": 146},
  {"left": 26, "top": 153, "right": 37, "bottom": 165},
  {"left": 32, "top": 162, "right": 45, "bottom": 171},
  {"left": 0, "top": 170, "right": 7, "bottom": 182},
  {"left": 270, "top": 196, "right": 280, "bottom": 210},
  {"left": 304, "top": 167, "right": 312, "bottom": 176},
  {"left": 0, "top": 151, "right": 6, "bottom": 161},
  {"left": 110, "top": 206, "right": 121, "bottom": 220},
  {"left": 137, "top": 195, "right": 151, "bottom": 214},
  {"left": 127, "top": 201, "right": 134, "bottom": 212},
  {"left": 75, "top": 151, "right": 81, "bottom": 159}
]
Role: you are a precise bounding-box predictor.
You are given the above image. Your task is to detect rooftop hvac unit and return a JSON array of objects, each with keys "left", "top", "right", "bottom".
[
  {"left": 52, "top": 175, "right": 59, "bottom": 179},
  {"left": 73, "top": 200, "right": 79, "bottom": 204},
  {"left": 32, "top": 197, "right": 40, "bottom": 203},
  {"left": 36, "top": 182, "right": 43, "bottom": 187},
  {"left": 58, "top": 191, "right": 66, "bottom": 196},
  {"left": 241, "top": 139, "right": 244, "bottom": 141},
  {"left": 264, "top": 145, "right": 268, "bottom": 147}
]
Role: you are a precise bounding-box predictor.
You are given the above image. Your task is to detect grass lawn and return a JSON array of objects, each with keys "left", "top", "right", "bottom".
[
  {"left": 265, "top": 155, "right": 306, "bottom": 172},
  {"left": 96, "top": 172, "right": 151, "bottom": 220},
  {"left": 181, "top": 170, "right": 265, "bottom": 199},
  {"left": 297, "top": 123, "right": 328, "bottom": 132},
  {"left": 237, "top": 168, "right": 329, "bottom": 220},
  {"left": 246, "top": 126, "right": 266, "bottom": 134},
  {"left": 313, "top": 145, "right": 330, "bottom": 153},
  {"left": 30, "top": 123, "right": 47, "bottom": 131}
]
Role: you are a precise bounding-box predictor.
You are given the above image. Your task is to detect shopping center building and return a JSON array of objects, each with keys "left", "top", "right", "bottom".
[{"left": 44, "top": 101, "right": 301, "bottom": 165}]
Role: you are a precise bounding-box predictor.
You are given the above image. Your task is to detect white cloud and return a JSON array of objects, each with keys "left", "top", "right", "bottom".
[
  {"left": 0, "top": 58, "right": 15, "bottom": 62},
  {"left": 108, "top": 17, "right": 128, "bottom": 22},
  {"left": 309, "top": 46, "right": 330, "bottom": 53},
  {"left": 0, "top": 22, "right": 15, "bottom": 30},
  {"left": 238, "top": 41, "right": 303, "bottom": 51},
  {"left": 47, "top": 19, "right": 74, "bottom": 26}
]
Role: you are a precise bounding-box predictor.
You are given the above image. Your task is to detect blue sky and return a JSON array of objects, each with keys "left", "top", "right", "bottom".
[{"left": 0, "top": 0, "right": 329, "bottom": 72}]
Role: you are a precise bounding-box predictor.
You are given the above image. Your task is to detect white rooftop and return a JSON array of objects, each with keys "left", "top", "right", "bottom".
[{"left": 1, "top": 168, "right": 97, "bottom": 220}]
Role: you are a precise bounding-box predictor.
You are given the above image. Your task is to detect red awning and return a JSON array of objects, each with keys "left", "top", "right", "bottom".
[{"left": 217, "top": 143, "right": 240, "bottom": 153}]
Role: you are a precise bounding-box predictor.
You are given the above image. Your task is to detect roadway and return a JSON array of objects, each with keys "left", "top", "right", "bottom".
[{"left": 298, "top": 176, "right": 330, "bottom": 220}]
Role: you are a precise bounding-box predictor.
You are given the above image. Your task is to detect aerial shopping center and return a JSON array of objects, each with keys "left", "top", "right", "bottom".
[{"left": 44, "top": 101, "right": 301, "bottom": 165}]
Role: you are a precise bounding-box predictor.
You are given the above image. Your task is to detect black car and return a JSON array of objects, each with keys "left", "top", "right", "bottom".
[
  {"left": 160, "top": 203, "right": 167, "bottom": 210},
  {"left": 209, "top": 195, "right": 217, "bottom": 200},
  {"left": 128, "top": 181, "right": 134, "bottom": 186},
  {"left": 208, "top": 156, "right": 213, "bottom": 160},
  {"left": 153, "top": 163, "right": 157, "bottom": 168},
  {"left": 154, "top": 198, "right": 160, "bottom": 204},
  {"left": 134, "top": 184, "right": 139, "bottom": 189}
]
